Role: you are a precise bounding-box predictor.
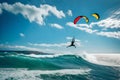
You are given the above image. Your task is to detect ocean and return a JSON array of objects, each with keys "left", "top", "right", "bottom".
[{"left": 0, "top": 51, "right": 120, "bottom": 80}]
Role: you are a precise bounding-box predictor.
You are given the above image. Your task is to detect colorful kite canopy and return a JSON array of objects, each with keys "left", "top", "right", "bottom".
[
  {"left": 92, "top": 13, "right": 100, "bottom": 20},
  {"left": 74, "top": 16, "right": 89, "bottom": 24}
]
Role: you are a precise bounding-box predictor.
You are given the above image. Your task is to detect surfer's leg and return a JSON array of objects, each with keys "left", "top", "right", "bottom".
[
  {"left": 75, "top": 46, "right": 76, "bottom": 48},
  {"left": 73, "top": 45, "right": 76, "bottom": 48}
]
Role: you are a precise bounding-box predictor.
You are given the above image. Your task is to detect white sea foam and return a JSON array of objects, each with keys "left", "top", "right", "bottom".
[
  {"left": 82, "top": 53, "right": 120, "bottom": 67},
  {"left": 94, "top": 54, "right": 120, "bottom": 67},
  {"left": 24, "top": 52, "right": 80, "bottom": 58},
  {"left": 0, "top": 68, "right": 91, "bottom": 80},
  {"left": 25, "top": 54, "right": 63, "bottom": 58},
  {"left": 81, "top": 53, "right": 98, "bottom": 64}
]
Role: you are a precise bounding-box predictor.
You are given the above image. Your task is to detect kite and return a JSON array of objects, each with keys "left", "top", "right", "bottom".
[
  {"left": 74, "top": 16, "right": 89, "bottom": 24},
  {"left": 92, "top": 13, "right": 100, "bottom": 20}
]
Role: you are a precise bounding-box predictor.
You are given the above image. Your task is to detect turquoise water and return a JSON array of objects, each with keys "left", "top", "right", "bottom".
[{"left": 0, "top": 51, "right": 120, "bottom": 80}]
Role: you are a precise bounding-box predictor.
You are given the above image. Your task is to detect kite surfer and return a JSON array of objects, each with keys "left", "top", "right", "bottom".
[{"left": 67, "top": 37, "right": 76, "bottom": 48}]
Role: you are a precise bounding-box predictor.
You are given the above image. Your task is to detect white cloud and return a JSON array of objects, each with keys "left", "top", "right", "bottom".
[
  {"left": 0, "top": 2, "right": 65, "bottom": 25},
  {"left": 29, "top": 42, "right": 69, "bottom": 47},
  {"left": 66, "top": 22, "right": 76, "bottom": 27},
  {"left": 50, "top": 23, "right": 63, "bottom": 29},
  {"left": 20, "top": 33, "right": 25, "bottom": 37},
  {"left": 91, "top": 18, "right": 120, "bottom": 29},
  {"left": 67, "top": 10, "right": 72, "bottom": 16},
  {"left": 66, "top": 22, "right": 98, "bottom": 34},
  {"left": 66, "top": 36, "right": 72, "bottom": 40},
  {"left": 0, "top": 44, "right": 41, "bottom": 51},
  {"left": 97, "top": 31, "right": 120, "bottom": 39},
  {"left": 0, "top": 44, "right": 60, "bottom": 53}
]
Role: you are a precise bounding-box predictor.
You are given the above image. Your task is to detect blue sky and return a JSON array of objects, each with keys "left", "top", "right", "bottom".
[{"left": 0, "top": 0, "right": 120, "bottom": 53}]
